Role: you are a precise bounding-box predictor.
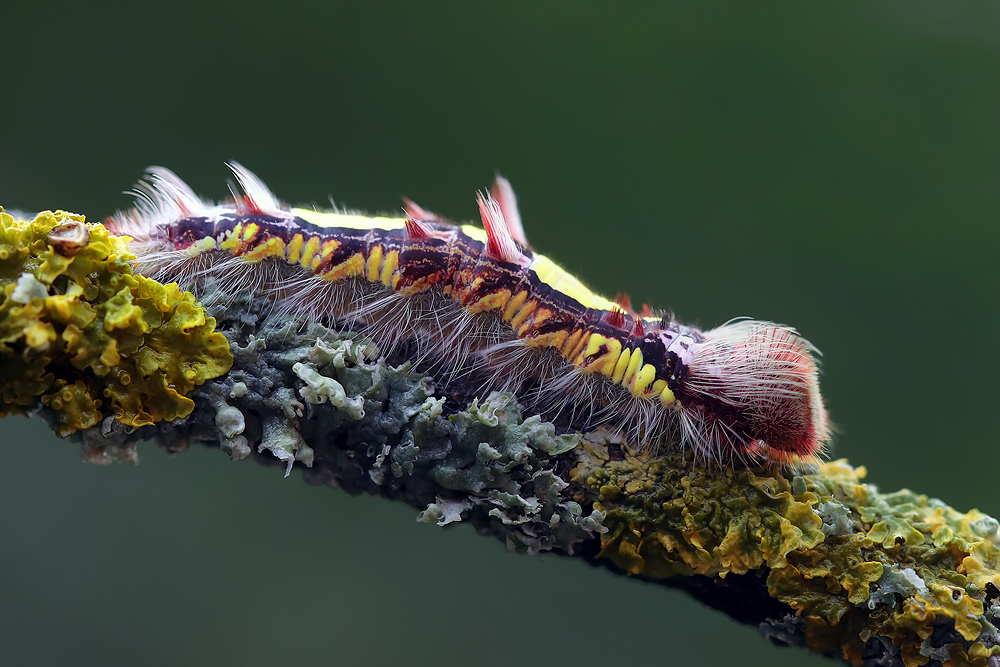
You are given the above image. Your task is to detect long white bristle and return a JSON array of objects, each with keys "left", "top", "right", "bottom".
[{"left": 226, "top": 161, "right": 284, "bottom": 216}]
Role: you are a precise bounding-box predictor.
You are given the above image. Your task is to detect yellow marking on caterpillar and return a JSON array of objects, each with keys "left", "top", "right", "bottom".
[
  {"left": 503, "top": 291, "right": 528, "bottom": 321},
  {"left": 243, "top": 236, "right": 286, "bottom": 262},
  {"left": 567, "top": 330, "right": 590, "bottom": 362},
  {"left": 466, "top": 289, "right": 511, "bottom": 315},
  {"left": 529, "top": 254, "right": 619, "bottom": 312},
  {"left": 561, "top": 328, "right": 583, "bottom": 357},
  {"left": 320, "top": 238, "right": 341, "bottom": 261},
  {"left": 651, "top": 379, "right": 667, "bottom": 396},
  {"left": 509, "top": 299, "right": 538, "bottom": 330},
  {"left": 459, "top": 224, "right": 488, "bottom": 244},
  {"left": 300, "top": 236, "right": 321, "bottom": 270},
  {"left": 322, "top": 254, "right": 366, "bottom": 282},
  {"left": 524, "top": 330, "right": 568, "bottom": 350},
  {"left": 661, "top": 385, "right": 676, "bottom": 405},
  {"left": 186, "top": 236, "right": 216, "bottom": 256},
  {"left": 600, "top": 338, "right": 623, "bottom": 376},
  {"left": 366, "top": 245, "right": 384, "bottom": 282},
  {"left": 219, "top": 223, "right": 245, "bottom": 252},
  {"left": 530, "top": 306, "right": 555, "bottom": 329},
  {"left": 581, "top": 333, "right": 622, "bottom": 376},
  {"left": 611, "top": 347, "right": 632, "bottom": 383},
  {"left": 380, "top": 250, "right": 399, "bottom": 286},
  {"left": 623, "top": 348, "right": 643, "bottom": 386},
  {"left": 632, "top": 363, "right": 656, "bottom": 396},
  {"left": 580, "top": 333, "right": 604, "bottom": 363},
  {"left": 397, "top": 281, "right": 426, "bottom": 297},
  {"left": 292, "top": 209, "right": 408, "bottom": 232},
  {"left": 242, "top": 223, "right": 261, "bottom": 243},
  {"left": 287, "top": 234, "right": 305, "bottom": 264},
  {"left": 310, "top": 255, "right": 322, "bottom": 271}
]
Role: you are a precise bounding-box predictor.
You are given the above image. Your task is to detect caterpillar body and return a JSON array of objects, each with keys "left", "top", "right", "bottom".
[{"left": 108, "top": 163, "right": 830, "bottom": 466}]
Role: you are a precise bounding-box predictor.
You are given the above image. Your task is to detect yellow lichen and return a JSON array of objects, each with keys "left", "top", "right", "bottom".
[
  {"left": 0, "top": 208, "right": 232, "bottom": 434},
  {"left": 571, "top": 446, "right": 1000, "bottom": 667},
  {"left": 574, "top": 442, "right": 825, "bottom": 579},
  {"left": 768, "top": 533, "right": 884, "bottom": 613}
]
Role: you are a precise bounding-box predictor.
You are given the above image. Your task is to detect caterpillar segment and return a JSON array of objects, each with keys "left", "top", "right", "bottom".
[{"left": 108, "top": 163, "right": 830, "bottom": 467}]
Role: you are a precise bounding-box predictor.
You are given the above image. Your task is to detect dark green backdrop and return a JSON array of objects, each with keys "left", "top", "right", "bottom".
[{"left": 3, "top": 3, "right": 998, "bottom": 666}]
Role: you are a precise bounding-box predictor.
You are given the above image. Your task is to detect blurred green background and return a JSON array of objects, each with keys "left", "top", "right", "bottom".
[{"left": 3, "top": 2, "right": 999, "bottom": 665}]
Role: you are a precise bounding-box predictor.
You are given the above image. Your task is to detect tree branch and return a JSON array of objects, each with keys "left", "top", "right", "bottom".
[{"left": 3, "top": 208, "right": 1000, "bottom": 667}]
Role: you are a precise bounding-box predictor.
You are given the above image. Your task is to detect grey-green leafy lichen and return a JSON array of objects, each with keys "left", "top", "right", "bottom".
[
  {"left": 77, "top": 281, "right": 607, "bottom": 557},
  {"left": 8, "top": 209, "right": 1000, "bottom": 667}
]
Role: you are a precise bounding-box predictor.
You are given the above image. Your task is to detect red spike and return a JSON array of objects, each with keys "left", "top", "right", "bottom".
[
  {"left": 404, "top": 217, "right": 433, "bottom": 239},
  {"left": 228, "top": 183, "right": 261, "bottom": 216},
  {"left": 477, "top": 191, "right": 524, "bottom": 264},
  {"left": 603, "top": 307, "right": 626, "bottom": 329},
  {"left": 640, "top": 303, "right": 653, "bottom": 317},
  {"left": 632, "top": 317, "right": 645, "bottom": 337},
  {"left": 244, "top": 194, "right": 263, "bottom": 216},
  {"left": 229, "top": 192, "right": 263, "bottom": 216},
  {"left": 613, "top": 292, "right": 635, "bottom": 315},
  {"left": 490, "top": 173, "right": 529, "bottom": 247},
  {"left": 227, "top": 161, "right": 282, "bottom": 216},
  {"left": 402, "top": 196, "right": 441, "bottom": 222}
]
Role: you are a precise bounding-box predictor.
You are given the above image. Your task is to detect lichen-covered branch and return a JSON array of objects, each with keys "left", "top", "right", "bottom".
[
  {"left": 3, "top": 208, "right": 1000, "bottom": 667},
  {"left": 0, "top": 209, "right": 232, "bottom": 434}
]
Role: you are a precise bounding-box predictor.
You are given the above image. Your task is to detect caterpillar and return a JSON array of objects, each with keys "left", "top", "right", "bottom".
[{"left": 107, "top": 163, "right": 830, "bottom": 466}]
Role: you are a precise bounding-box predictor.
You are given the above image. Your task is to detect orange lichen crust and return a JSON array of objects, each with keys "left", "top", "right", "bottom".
[
  {"left": 571, "top": 442, "right": 1000, "bottom": 667},
  {"left": 0, "top": 208, "right": 233, "bottom": 434}
]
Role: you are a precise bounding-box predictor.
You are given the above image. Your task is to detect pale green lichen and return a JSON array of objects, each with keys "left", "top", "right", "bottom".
[
  {"left": 214, "top": 404, "right": 245, "bottom": 439},
  {"left": 261, "top": 414, "right": 313, "bottom": 475},
  {"left": 68, "top": 281, "right": 608, "bottom": 556},
  {"left": 818, "top": 500, "right": 857, "bottom": 537},
  {"left": 0, "top": 209, "right": 233, "bottom": 434},
  {"left": 417, "top": 496, "right": 472, "bottom": 526},
  {"left": 867, "top": 567, "right": 929, "bottom": 610},
  {"left": 292, "top": 359, "right": 365, "bottom": 418}
]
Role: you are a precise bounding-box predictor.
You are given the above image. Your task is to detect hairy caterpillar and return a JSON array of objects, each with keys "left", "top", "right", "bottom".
[{"left": 107, "top": 163, "right": 830, "bottom": 466}]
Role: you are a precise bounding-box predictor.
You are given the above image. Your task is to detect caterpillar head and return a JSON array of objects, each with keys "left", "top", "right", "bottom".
[{"left": 677, "top": 320, "right": 829, "bottom": 466}]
